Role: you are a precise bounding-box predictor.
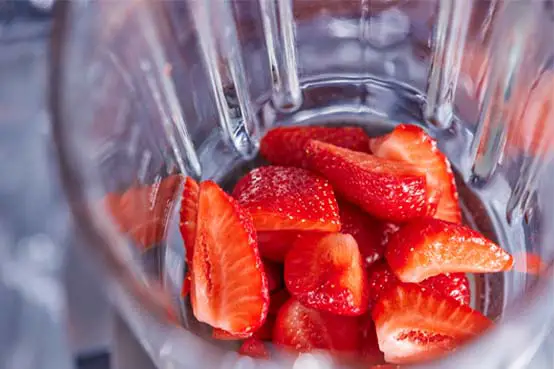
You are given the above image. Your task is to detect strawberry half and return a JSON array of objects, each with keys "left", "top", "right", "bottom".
[
  {"left": 212, "top": 328, "right": 253, "bottom": 341},
  {"left": 232, "top": 166, "right": 340, "bottom": 232},
  {"left": 273, "top": 297, "right": 359, "bottom": 353},
  {"left": 370, "top": 124, "right": 462, "bottom": 223},
  {"left": 257, "top": 231, "right": 302, "bottom": 262},
  {"left": 305, "top": 140, "right": 428, "bottom": 222},
  {"left": 260, "top": 125, "right": 370, "bottom": 168},
  {"left": 373, "top": 284, "right": 492, "bottom": 364},
  {"left": 386, "top": 218, "right": 513, "bottom": 283},
  {"left": 180, "top": 177, "right": 200, "bottom": 265},
  {"left": 366, "top": 261, "right": 470, "bottom": 310},
  {"left": 190, "top": 181, "right": 269, "bottom": 335},
  {"left": 339, "top": 200, "right": 386, "bottom": 266},
  {"left": 239, "top": 338, "right": 269, "bottom": 359},
  {"left": 105, "top": 174, "right": 183, "bottom": 249},
  {"left": 284, "top": 233, "right": 368, "bottom": 316}
]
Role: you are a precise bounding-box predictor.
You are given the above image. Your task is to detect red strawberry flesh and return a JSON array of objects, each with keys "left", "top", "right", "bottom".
[
  {"left": 260, "top": 125, "right": 370, "bottom": 168},
  {"left": 339, "top": 200, "right": 386, "bottom": 266},
  {"left": 273, "top": 298, "right": 359, "bottom": 353},
  {"left": 190, "top": 181, "right": 269, "bottom": 335},
  {"left": 284, "top": 233, "right": 369, "bottom": 316},
  {"left": 239, "top": 338, "right": 269, "bottom": 358},
  {"left": 386, "top": 218, "right": 513, "bottom": 283},
  {"left": 305, "top": 140, "right": 428, "bottom": 222},
  {"left": 257, "top": 230, "right": 301, "bottom": 262},
  {"left": 366, "top": 261, "right": 470, "bottom": 310},
  {"left": 370, "top": 124, "right": 462, "bottom": 223},
  {"left": 373, "top": 284, "right": 492, "bottom": 364},
  {"left": 232, "top": 166, "right": 340, "bottom": 232}
]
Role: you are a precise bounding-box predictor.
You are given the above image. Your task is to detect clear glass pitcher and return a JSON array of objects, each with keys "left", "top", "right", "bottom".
[{"left": 50, "top": 0, "right": 554, "bottom": 368}]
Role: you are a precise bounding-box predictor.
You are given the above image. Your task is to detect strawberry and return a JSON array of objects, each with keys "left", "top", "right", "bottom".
[
  {"left": 181, "top": 272, "right": 191, "bottom": 297},
  {"left": 284, "top": 233, "right": 368, "bottom": 316},
  {"left": 264, "top": 259, "right": 283, "bottom": 292},
  {"left": 366, "top": 261, "right": 470, "bottom": 309},
  {"left": 257, "top": 231, "right": 302, "bottom": 262},
  {"left": 190, "top": 181, "right": 269, "bottom": 335},
  {"left": 273, "top": 297, "right": 359, "bottom": 353},
  {"left": 212, "top": 328, "right": 253, "bottom": 341},
  {"left": 180, "top": 177, "right": 200, "bottom": 265},
  {"left": 239, "top": 338, "right": 269, "bottom": 359},
  {"left": 305, "top": 140, "right": 428, "bottom": 222},
  {"left": 232, "top": 166, "right": 340, "bottom": 232},
  {"left": 105, "top": 174, "right": 183, "bottom": 249},
  {"left": 339, "top": 200, "right": 386, "bottom": 266},
  {"left": 372, "top": 284, "right": 492, "bottom": 364},
  {"left": 260, "top": 126, "right": 370, "bottom": 168},
  {"left": 385, "top": 218, "right": 513, "bottom": 283},
  {"left": 370, "top": 124, "right": 462, "bottom": 223},
  {"left": 379, "top": 222, "right": 400, "bottom": 248},
  {"left": 253, "top": 315, "right": 275, "bottom": 341}
]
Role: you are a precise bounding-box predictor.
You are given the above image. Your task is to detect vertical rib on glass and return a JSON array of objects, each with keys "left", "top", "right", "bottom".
[
  {"left": 259, "top": 0, "right": 302, "bottom": 112},
  {"left": 471, "top": 3, "right": 539, "bottom": 186},
  {"left": 137, "top": 3, "right": 202, "bottom": 178},
  {"left": 191, "top": 0, "right": 258, "bottom": 158},
  {"left": 425, "top": 0, "right": 473, "bottom": 128}
]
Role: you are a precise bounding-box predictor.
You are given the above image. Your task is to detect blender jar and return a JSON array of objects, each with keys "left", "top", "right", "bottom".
[{"left": 50, "top": 0, "right": 554, "bottom": 368}]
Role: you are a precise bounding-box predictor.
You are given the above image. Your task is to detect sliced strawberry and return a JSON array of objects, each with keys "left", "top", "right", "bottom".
[
  {"left": 191, "top": 181, "right": 269, "bottom": 335},
  {"left": 370, "top": 124, "right": 462, "bottom": 223},
  {"left": 268, "top": 289, "right": 290, "bottom": 315},
  {"left": 180, "top": 177, "right": 200, "bottom": 265},
  {"left": 339, "top": 200, "right": 385, "bottom": 266},
  {"left": 257, "top": 231, "right": 302, "bottom": 262},
  {"left": 260, "top": 126, "right": 370, "bottom": 168},
  {"left": 273, "top": 298, "right": 359, "bottom": 353},
  {"left": 366, "top": 261, "right": 470, "bottom": 309},
  {"left": 233, "top": 166, "right": 340, "bottom": 232},
  {"left": 386, "top": 218, "right": 513, "bottom": 283},
  {"left": 513, "top": 251, "right": 546, "bottom": 275},
  {"left": 284, "top": 233, "right": 368, "bottom": 316},
  {"left": 212, "top": 328, "right": 253, "bottom": 341},
  {"left": 264, "top": 259, "right": 283, "bottom": 292},
  {"left": 239, "top": 338, "right": 269, "bottom": 359},
  {"left": 372, "top": 284, "right": 492, "bottom": 364},
  {"left": 305, "top": 140, "right": 428, "bottom": 222},
  {"left": 105, "top": 174, "right": 183, "bottom": 249}
]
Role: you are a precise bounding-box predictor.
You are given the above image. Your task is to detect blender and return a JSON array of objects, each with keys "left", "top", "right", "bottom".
[{"left": 49, "top": 0, "right": 554, "bottom": 368}]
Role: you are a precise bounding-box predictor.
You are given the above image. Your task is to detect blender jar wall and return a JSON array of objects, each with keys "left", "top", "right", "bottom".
[{"left": 50, "top": 0, "right": 554, "bottom": 368}]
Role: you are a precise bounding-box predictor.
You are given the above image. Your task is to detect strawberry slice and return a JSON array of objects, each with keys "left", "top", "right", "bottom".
[
  {"left": 180, "top": 177, "right": 200, "bottom": 265},
  {"left": 263, "top": 259, "right": 283, "bottom": 292},
  {"left": 260, "top": 126, "right": 370, "bottom": 168},
  {"left": 232, "top": 166, "right": 340, "bottom": 232},
  {"left": 212, "top": 328, "right": 253, "bottom": 341},
  {"left": 284, "top": 233, "right": 368, "bottom": 316},
  {"left": 190, "top": 181, "right": 269, "bottom": 335},
  {"left": 366, "top": 261, "right": 470, "bottom": 309},
  {"left": 386, "top": 218, "right": 513, "bottom": 283},
  {"left": 339, "top": 200, "right": 385, "bottom": 266},
  {"left": 105, "top": 174, "right": 183, "bottom": 249},
  {"left": 370, "top": 124, "right": 462, "bottom": 223},
  {"left": 257, "top": 231, "right": 302, "bottom": 262},
  {"left": 373, "top": 284, "right": 492, "bottom": 364},
  {"left": 305, "top": 140, "right": 428, "bottom": 222},
  {"left": 273, "top": 298, "right": 359, "bottom": 353},
  {"left": 239, "top": 338, "right": 269, "bottom": 359}
]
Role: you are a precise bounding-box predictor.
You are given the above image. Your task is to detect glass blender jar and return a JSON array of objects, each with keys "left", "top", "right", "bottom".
[{"left": 50, "top": 0, "right": 554, "bottom": 368}]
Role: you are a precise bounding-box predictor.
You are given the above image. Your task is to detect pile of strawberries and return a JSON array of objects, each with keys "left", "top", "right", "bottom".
[{"left": 179, "top": 124, "right": 514, "bottom": 366}]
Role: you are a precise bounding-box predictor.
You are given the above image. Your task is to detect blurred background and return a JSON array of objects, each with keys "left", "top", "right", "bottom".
[{"left": 0, "top": 1, "right": 148, "bottom": 368}]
